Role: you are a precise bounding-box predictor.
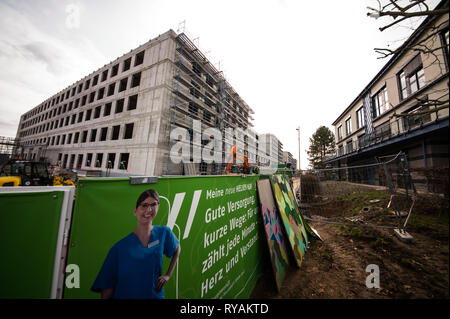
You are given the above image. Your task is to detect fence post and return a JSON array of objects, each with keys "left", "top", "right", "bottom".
[{"left": 383, "top": 162, "right": 402, "bottom": 229}]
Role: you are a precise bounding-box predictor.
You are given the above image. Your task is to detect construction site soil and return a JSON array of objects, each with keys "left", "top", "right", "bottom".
[{"left": 250, "top": 193, "right": 449, "bottom": 299}]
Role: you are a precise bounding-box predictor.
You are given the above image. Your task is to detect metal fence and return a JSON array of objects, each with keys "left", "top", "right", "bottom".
[
  {"left": 329, "top": 108, "right": 444, "bottom": 159},
  {"left": 296, "top": 152, "right": 420, "bottom": 232}
]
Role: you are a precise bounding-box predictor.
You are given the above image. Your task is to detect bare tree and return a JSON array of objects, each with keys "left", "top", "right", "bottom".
[
  {"left": 367, "top": 0, "right": 449, "bottom": 118},
  {"left": 367, "top": 0, "right": 449, "bottom": 58}
]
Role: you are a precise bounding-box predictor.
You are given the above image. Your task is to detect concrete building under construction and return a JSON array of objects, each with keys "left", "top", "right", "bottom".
[{"left": 14, "top": 30, "right": 277, "bottom": 176}]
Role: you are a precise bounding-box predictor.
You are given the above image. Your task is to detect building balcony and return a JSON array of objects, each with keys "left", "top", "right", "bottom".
[{"left": 325, "top": 111, "right": 449, "bottom": 163}]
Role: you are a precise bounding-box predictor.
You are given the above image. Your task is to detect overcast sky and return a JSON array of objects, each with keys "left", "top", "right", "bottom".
[{"left": 0, "top": 0, "right": 436, "bottom": 169}]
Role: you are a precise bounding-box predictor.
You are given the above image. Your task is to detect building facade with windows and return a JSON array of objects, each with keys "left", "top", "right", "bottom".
[
  {"left": 282, "top": 151, "right": 297, "bottom": 170},
  {"left": 328, "top": 1, "right": 448, "bottom": 173},
  {"left": 14, "top": 30, "right": 260, "bottom": 176}
]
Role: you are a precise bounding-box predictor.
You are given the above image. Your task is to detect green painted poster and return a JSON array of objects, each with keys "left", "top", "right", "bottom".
[{"left": 64, "top": 175, "right": 265, "bottom": 299}]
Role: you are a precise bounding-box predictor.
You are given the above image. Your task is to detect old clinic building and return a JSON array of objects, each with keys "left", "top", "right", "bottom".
[
  {"left": 327, "top": 1, "right": 449, "bottom": 176},
  {"left": 15, "top": 30, "right": 265, "bottom": 176}
]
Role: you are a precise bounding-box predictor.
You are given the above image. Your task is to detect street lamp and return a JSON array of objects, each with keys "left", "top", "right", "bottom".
[{"left": 296, "top": 126, "right": 301, "bottom": 174}]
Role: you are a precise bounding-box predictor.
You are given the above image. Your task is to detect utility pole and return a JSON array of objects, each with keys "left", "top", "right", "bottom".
[{"left": 296, "top": 126, "right": 301, "bottom": 174}]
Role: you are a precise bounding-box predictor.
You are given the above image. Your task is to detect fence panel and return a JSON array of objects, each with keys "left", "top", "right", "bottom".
[
  {"left": 0, "top": 186, "right": 75, "bottom": 298},
  {"left": 64, "top": 175, "right": 265, "bottom": 299}
]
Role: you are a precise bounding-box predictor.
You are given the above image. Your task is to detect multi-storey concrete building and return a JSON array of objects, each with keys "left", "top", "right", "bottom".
[
  {"left": 14, "top": 30, "right": 265, "bottom": 176},
  {"left": 327, "top": 1, "right": 448, "bottom": 174},
  {"left": 282, "top": 151, "right": 297, "bottom": 169},
  {"left": 260, "top": 133, "right": 283, "bottom": 166}
]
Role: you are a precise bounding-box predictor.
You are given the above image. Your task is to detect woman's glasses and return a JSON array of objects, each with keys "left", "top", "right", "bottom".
[{"left": 139, "top": 202, "right": 159, "bottom": 210}]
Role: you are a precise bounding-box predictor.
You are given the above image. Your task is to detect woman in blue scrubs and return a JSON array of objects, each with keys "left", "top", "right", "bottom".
[{"left": 91, "top": 189, "right": 181, "bottom": 299}]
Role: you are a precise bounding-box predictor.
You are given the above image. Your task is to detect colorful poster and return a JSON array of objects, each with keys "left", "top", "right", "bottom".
[
  {"left": 283, "top": 176, "right": 311, "bottom": 244},
  {"left": 270, "top": 174, "right": 308, "bottom": 267},
  {"left": 256, "top": 179, "right": 289, "bottom": 292}
]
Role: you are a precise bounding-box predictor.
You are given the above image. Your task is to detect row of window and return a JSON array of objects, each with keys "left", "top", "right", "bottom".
[
  {"left": 20, "top": 95, "right": 138, "bottom": 138},
  {"left": 337, "top": 53, "right": 430, "bottom": 141},
  {"left": 22, "top": 72, "right": 141, "bottom": 130},
  {"left": 22, "top": 50, "right": 144, "bottom": 122},
  {"left": 57, "top": 152, "right": 131, "bottom": 170},
  {"left": 47, "top": 123, "right": 135, "bottom": 147}
]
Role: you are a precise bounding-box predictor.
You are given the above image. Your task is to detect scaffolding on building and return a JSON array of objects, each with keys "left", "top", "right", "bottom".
[{"left": 166, "top": 29, "right": 255, "bottom": 176}]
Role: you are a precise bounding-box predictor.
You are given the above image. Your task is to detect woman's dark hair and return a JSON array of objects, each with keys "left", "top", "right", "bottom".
[{"left": 136, "top": 189, "right": 160, "bottom": 208}]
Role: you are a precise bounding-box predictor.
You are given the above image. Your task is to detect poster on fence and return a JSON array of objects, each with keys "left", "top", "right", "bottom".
[
  {"left": 65, "top": 175, "right": 264, "bottom": 299},
  {"left": 256, "top": 178, "right": 290, "bottom": 292},
  {"left": 270, "top": 174, "right": 308, "bottom": 267}
]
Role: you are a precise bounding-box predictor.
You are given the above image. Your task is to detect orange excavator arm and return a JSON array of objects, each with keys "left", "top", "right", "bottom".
[{"left": 225, "top": 145, "right": 250, "bottom": 175}]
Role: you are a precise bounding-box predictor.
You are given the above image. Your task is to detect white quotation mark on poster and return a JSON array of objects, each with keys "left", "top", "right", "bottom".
[
  {"left": 65, "top": 4, "right": 80, "bottom": 29},
  {"left": 65, "top": 264, "right": 80, "bottom": 288},
  {"left": 365, "top": 264, "right": 380, "bottom": 288}
]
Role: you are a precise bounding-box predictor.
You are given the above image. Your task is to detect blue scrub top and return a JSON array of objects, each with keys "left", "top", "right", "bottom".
[{"left": 91, "top": 226, "right": 179, "bottom": 299}]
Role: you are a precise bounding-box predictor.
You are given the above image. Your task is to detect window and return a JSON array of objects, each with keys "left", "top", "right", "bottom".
[
  {"left": 134, "top": 51, "right": 144, "bottom": 66},
  {"left": 104, "top": 103, "right": 112, "bottom": 116},
  {"left": 398, "top": 55, "right": 425, "bottom": 100},
  {"left": 92, "top": 75, "right": 99, "bottom": 86},
  {"left": 346, "top": 140, "right": 353, "bottom": 153},
  {"left": 94, "top": 106, "right": 101, "bottom": 119},
  {"left": 345, "top": 118, "right": 352, "bottom": 135},
  {"left": 107, "top": 83, "right": 116, "bottom": 96},
  {"left": 100, "top": 127, "right": 108, "bottom": 141},
  {"left": 106, "top": 153, "right": 116, "bottom": 169},
  {"left": 372, "top": 87, "right": 389, "bottom": 118},
  {"left": 86, "top": 153, "right": 93, "bottom": 167},
  {"left": 77, "top": 154, "right": 83, "bottom": 169},
  {"left": 97, "top": 87, "right": 105, "bottom": 100},
  {"left": 89, "top": 92, "right": 95, "bottom": 103},
  {"left": 90, "top": 129, "right": 97, "bottom": 142},
  {"left": 69, "top": 154, "right": 75, "bottom": 169},
  {"left": 131, "top": 72, "right": 141, "bottom": 87},
  {"left": 119, "top": 153, "right": 130, "bottom": 170},
  {"left": 61, "top": 134, "right": 66, "bottom": 145},
  {"left": 337, "top": 125, "right": 343, "bottom": 141},
  {"left": 124, "top": 123, "right": 134, "bottom": 139},
  {"left": 111, "top": 125, "right": 120, "bottom": 140},
  {"left": 101, "top": 70, "right": 108, "bottom": 82},
  {"left": 111, "top": 64, "right": 119, "bottom": 77},
  {"left": 74, "top": 132, "right": 80, "bottom": 143},
  {"left": 123, "top": 58, "right": 131, "bottom": 72},
  {"left": 115, "top": 99, "right": 124, "bottom": 113},
  {"left": 78, "top": 112, "right": 84, "bottom": 123},
  {"left": 67, "top": 133, "right": 72, "bottom": 144},
  {"left": 189, "top": 102, "right": 199, "bottom": 117},
  {"left": 203, "top": 110, "right": 212, "bottom": 123},
  {"left": 81, "top": 130, "right": 88, "bottom": 143},
  {"left": 127, "top": 95, "right": 138, "bottom": 110},
  {"left": 95, "top": 153, "right": 103, "bottom": 168},
  {"left": 84, "top": 79, "right": 90, "bottom": 90},
  {"left": 356, "top": 107, "right": 365, "bottom": 129},
  {"left": 81, "top": 95, "right": 87, "bottom": 106},
  {"left": 119, "top": 78, "right": 128, "bottom": 92},
  {"left": 85, "top": 109, "right": 92, "bottom": 121}
]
